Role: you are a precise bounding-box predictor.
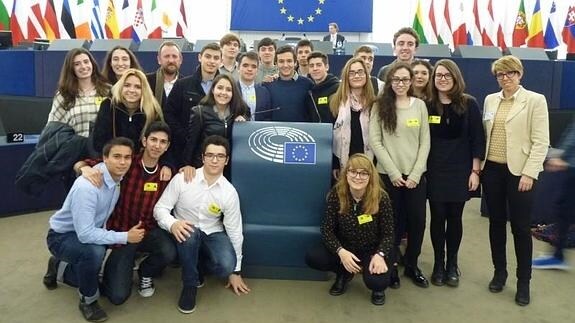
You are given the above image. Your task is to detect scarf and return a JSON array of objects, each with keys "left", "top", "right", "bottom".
[
  {"left": 153, "top": 68, "right": 179, "bottom": 107},
  {"left": 332, "top": 96, "right": 373, "bottom": 169}
]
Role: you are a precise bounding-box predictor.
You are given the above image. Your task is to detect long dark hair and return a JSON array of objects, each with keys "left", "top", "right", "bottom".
[
  {"left": 102, "top": 46, "right": 143, "bottom": 84},
  {"left": 375, "top": 61, "right": 414, "bottom": 134},
  {"left": 56, "top": 48, "right": 109, "bottom": 110},
  {"left": 428, "top": 59, "right": 469, "bottom": 115},
  {"left": 199, "top": 74, "right": 249, "bottom": 119}
]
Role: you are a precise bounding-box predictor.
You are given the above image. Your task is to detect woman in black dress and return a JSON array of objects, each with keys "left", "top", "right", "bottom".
[{"left": 426, "top": 59, "right": 485, "bottom": 287}]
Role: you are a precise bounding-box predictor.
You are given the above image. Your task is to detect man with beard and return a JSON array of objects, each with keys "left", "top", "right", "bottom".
[{"left": 146, "top": 41, "right": 183, "bottom": 109}]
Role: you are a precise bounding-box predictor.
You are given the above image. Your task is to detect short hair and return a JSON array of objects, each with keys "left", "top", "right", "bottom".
[
  {"left": 220, "top": 33, "right": 240, "bottom": 47},
  {"left": 393, "top": 27, "right": 420, "bottom": 48},
  {"left": 200, "top": 42, "right": 221, "bottom": 55},
  {"left": 158, "top": 41, "right": 182, "bottom": 56},
  {"left": 202, "top": 135, "right": 230, "bottom": 156},
  {"left": 354, "top": 45, "right": 374, "bottom": 56},
  {"left": 307, "top": 51, "right": 329, "bottom": 65},
  {"left": 257, "top": 37, "right": 276, "bottom": 51},
  {"left": 329, "top": 22, "right": 339, "bottom": 32},
  {"left": 491, "top": 55, "right": 524, "bottom": 75},
  {"left": 103, "top": 137, "right": 134, "bottom": 157},
  {"left": 276, "top": 45, "right": 296, "bottom": 61},
  {"left": 237, "top": 51, "right": 259, "bottom": 65},
  {"left": 296, "top": 39, "right": 314, "bottom": 51},
  {"left": 143, "top": 121, "right": 171, "bottom": 141}
]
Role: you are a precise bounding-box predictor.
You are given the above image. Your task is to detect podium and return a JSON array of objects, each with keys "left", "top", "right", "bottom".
[{"left": 231, "top": 122, "right": 332, "bottom": 280}]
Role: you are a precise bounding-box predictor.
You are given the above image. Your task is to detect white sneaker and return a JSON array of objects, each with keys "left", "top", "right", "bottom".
[{"left": 138, "top": 276, "right": 155, "bottom": 297}]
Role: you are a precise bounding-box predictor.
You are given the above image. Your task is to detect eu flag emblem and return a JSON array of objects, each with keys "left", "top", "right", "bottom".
[{"left": 284, "top": 142, "right": 316, "bottom": 165}]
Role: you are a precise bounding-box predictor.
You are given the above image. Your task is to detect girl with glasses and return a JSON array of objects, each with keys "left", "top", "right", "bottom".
[
  {"left": 369, "top": 61, "right": 430, "bottom": 289},
  {"left": 426, "top": 59, "right": 485, "bottom": 288},
  {"left": 330, "top": 58, "right": 376, "bottom": 181},
  {"left": 305, "top": 154, "right": 394, "bottom": 306}
]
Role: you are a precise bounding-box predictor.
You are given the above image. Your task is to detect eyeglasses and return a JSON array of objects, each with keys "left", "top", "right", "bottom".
[
  {"left": 348, "top": 69, "right": 366, "bottom": 77},
  {"left": 495, "top": 71, "right": 518, "bottom": 80},
  {"left": 435, "top": 73, "right": 453, "bottom": 80},
  {"left": 391, "top": 77, "right": 411, "bottom": 85},
  {"left": 203, "top": 153, "right": 227, "bottom": 161},
  {"left": 347, "top": 169, "right": 370, "bottom": 180}
]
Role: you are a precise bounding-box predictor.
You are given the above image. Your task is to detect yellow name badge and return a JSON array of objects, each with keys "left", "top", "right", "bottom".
[
  {"left": 318, "top": 96, "right": 328, "bottom": 105},
  {"left": 94, "top": 96, "right": 104, "bottom": 106},
  {"left": 208, "top": 202, "right": 222, "bottom": 216},
  {"left": 143, "top": 182, "right": 158, "bottom": 192},
  {"left": 406, "top": 118, "right": 420, "bottom": 127},
  {"left": 357, "top": 214, "right": 373, "bottom": 225},
  {"left": 429, "top": 115, "right": 441, "bottom": 124}
]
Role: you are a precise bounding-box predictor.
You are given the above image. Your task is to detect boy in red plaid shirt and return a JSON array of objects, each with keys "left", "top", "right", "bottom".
[{"left": 77, "top": 121, "right": 179, "bottom": 305}]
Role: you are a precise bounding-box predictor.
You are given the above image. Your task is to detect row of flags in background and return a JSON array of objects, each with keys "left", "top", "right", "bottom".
[
  {"left": 412, "top": 0, "right": 575, "bottom": 53},
  {"left": 0, "top": 0, "right": 189, "bottom": 45}
]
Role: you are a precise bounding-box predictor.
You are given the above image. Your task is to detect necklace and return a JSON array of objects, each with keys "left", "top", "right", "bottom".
[{"left": 141, "top": 159, "right": 158, "bottom": 174}]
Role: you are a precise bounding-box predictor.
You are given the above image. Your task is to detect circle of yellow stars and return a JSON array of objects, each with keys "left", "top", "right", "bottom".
[{"left": 278, "top": 0, "right": 325, "bottom": 25}]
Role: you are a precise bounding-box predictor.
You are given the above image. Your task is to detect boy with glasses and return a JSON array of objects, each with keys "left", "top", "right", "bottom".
[{"left": 154, "top": 135, "right": 250, "bottom": 314}]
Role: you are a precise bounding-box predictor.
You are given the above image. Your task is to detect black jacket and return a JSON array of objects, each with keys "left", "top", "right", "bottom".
[
  {"left": 309, "top": 74, "right": 340, "bottom": 123},
  {"left": 92, "top": 98, "right": 147, "bottom": 154},
  {"left": 15, "top": 122, "right": 88, "bottom": 196}
]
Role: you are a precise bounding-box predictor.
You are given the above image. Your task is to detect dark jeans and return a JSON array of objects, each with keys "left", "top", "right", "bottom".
[
  {"left": 305, "top": 244, "right": 390, "bottom": 292},
  {"left": 46, "top": 229, "right": 106, "bottom": 304},
  {"left": 482, "top": 161, "right": 534, "bottom": 281},
  {"left": 381, "top": 174, "right": 427, "bottom": 267},
  {"left": 101, "top": 228, "right": 177, "bottom": 305},
  {"left": 429, "top": 201, "right": 465, "bottom": 264},
  {"left": 554, "top": 168, "right": 575, "bottom": 260},
  {"left": 175, "top": 230, "right": 236, "bottom": 288}
]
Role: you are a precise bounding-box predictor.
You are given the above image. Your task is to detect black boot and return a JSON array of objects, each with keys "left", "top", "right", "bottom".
[
  {"left": 445, "top": 255, "right": 460, "bottom": 287},
  {"left": 431, "top": 262, "right": 446, "bottom": 286},
  {"left": 404, "top": 266, "right": 429, "bottom": 288},
  {"left": 515, "top": 280, "right": 530, "bottom": 306},
  {"left": 329, "top": 272, "right": 353, "bottom": 296},
  {"left": 488, "top": 269, "right": 508, "bottom": 293},
  {"left": 389, "top": 265, "right": 400, "bottom": 289}
]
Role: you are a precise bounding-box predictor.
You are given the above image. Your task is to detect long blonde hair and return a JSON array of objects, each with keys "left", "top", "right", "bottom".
[
  {"left": 111, "top": 68, "right": 163, "bottom": 134},
  {"left": 329, "top": 58, "right": 375, "bottom": 118},
  {"left": 333, "top": 153, "right": 386, "bottom": 215}
]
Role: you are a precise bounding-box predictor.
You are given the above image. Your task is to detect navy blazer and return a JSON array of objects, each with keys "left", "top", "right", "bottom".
[{"left": 237, "top": 81, "right": 272, "bottom": 121}]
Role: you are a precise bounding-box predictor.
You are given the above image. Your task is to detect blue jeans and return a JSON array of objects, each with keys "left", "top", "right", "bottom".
[
  {"left": 101, "top": 228, "right": 177, "bottom": 305},
  {"left": 175, "top": 230, "right": 236, "bottom": 287},
  {"left": 46, "top": 230, "right": 106, "bottom": 304}
]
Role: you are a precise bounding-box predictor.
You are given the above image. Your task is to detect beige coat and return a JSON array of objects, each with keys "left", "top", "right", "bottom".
[{"left": 482, "top": 87, "right": 549, "bottom": 179}]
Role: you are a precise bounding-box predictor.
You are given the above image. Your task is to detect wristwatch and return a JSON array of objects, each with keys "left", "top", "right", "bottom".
[{"left": 375, "top": 251, "right": 385, "bottom": 259}]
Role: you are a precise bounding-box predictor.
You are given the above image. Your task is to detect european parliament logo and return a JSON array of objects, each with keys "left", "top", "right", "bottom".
[{"left": 248, "top": 126, "right": 316, "bottom": 165}]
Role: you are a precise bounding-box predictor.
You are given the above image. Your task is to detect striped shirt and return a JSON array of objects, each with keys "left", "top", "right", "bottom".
[{"left": 47, "top": 92, "right": 106, "bottom": 137}]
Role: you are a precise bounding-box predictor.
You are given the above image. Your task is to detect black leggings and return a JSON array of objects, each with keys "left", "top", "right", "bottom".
[
  {"left": 429, "top": 201, "right": 465, "bottom": 263},
  {"left": 305, "top": 244, "right": 390, "bottom": 292}
]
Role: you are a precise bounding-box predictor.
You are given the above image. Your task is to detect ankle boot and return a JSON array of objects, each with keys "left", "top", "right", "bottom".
[
  {"left": 329, "top": 272, "right": 353, "bottom": 296},
  {"left": 389, "top": 265, "right": 400, "bottom": 289},
  {"left": 445, "top": 255, "right": 460, "bottom": 287},
  {"left": 488, "top": 270, "right": 508, "bottom": 293},
  {"left": 515, "top": 280, "right": 530, "bottom": 306},
  {"left": 431, "top": 262, "right": 446, "bottom": 286}
]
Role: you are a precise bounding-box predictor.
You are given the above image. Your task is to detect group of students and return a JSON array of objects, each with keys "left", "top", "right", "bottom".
[{"left": 35, "top": 26, "right": 552, "bottom": 321}]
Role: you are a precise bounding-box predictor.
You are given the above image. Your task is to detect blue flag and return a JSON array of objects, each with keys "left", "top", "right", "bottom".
[
  {"left": 231, "top": 0, "right": 373, "bottom": 32},
  {"left": 284, "top": 142, "right": 316, "bottom": 165}
]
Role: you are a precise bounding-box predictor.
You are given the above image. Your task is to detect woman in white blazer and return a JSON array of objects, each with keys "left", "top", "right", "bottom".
[{"left": 481, "top": 55, "right": 549, "bottom": 307}]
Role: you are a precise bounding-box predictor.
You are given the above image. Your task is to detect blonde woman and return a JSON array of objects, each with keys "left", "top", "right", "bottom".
[
  {"left": 305, "top": 154, "right": 394, "bottom": 306},
  {"left": 92, "top": 68, "right": 163, "bottom": 154},
  {"left": 330, "top": 58, "right": 376, "bottom": 180},
  {"left": 482, "top": 55, "right": 549, "bottom": 306}
]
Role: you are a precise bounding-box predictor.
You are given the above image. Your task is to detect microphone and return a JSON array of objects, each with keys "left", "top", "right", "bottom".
[
  {"left": 303, "top": 33, "right": 307, "bottom": 39},
  {"left": 253, "top": 107, "right": 281, "bottom": 114},
  {"left": 281, "top": 33, "right": 286, "bottom": 40},
  {"left": 308, "top": 90, "right": 322, "bottom": 123}
]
